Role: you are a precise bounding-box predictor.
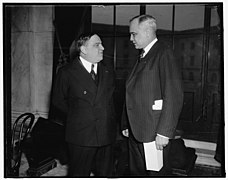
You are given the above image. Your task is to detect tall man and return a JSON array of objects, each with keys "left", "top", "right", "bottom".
[
  {"left": 52, "top": 33, "right": 116, "bottom": 177},
  {"left": 121, "top": 14, "right": 184, "bottom": 176}
]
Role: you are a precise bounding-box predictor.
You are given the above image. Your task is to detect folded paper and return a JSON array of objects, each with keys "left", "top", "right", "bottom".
[
  {"left": 152, "top": 99, "right": 163, "bottom": 110},
  {"left": 143, "top": 141, "right": 163, "bottom": 171}
]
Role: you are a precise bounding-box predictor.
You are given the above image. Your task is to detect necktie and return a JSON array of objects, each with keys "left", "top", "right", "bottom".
[
  {"left": 139, "top": 49, "right": 145, "bottom": 61},
  {"left": 90, "top": 64, "right": 97, "bottom": 84}
]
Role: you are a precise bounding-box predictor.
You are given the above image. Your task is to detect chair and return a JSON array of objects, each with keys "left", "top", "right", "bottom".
[
  {"left": 9, "top": 113, "right": 35, "bottom": 177},
  {"left": 169, "top": 138, "right": 197, "bottom": 176}
]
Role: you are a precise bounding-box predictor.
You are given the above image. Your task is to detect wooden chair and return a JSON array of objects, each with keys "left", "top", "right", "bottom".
[{"left": 9, "top": 113, "right": 35, "bottom": 177}]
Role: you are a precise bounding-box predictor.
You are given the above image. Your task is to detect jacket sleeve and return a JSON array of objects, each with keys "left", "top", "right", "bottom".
[
  {"left": 156, "top": 48, "right": 184, "bottom": 138},
  {"left": 52, "top": 68, "right": 69, "bottom": 114}
]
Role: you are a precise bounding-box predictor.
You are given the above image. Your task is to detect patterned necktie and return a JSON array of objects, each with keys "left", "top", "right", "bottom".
[{"left": 90, "top": 64, "right": 97, "bottom": 84}]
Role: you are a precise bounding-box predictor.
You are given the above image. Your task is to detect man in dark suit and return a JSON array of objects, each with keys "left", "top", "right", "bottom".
[
  {"left": 121, "top": 14, "right": 184, "bottom": 176},
  {"left": 52, "top": 33, "right": 116, "bottom": 177}
]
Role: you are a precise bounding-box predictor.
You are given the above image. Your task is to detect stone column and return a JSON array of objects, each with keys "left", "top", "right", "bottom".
[{"left": 11, "top": 5, "right": 54, "bottom": 122}]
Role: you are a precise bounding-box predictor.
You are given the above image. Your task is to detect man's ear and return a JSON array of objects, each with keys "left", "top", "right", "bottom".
[
  {"left": 80, "top": 46, "right": 87, "bottom": 55},
  {"left": 146, "top": 28, "right": 151, "bottom": 38}
]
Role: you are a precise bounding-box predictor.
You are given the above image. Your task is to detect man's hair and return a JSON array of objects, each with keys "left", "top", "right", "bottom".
[
  {"left": 75, "top": 32, "right": 97, "bottom": 55},
  {"left": 130, "top": 14, "right": 157, "bottom": 31}
]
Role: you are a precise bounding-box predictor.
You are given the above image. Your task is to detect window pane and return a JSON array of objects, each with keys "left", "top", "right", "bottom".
[
  {"left": 208, "top": 35, "right": 221, "bottom": 75},
  {"left": 92, "top": 5, "right": 114, "bottom": 37},
  {"left": 206, "top": 31, "right": 222, "bottom": 139},
  {"left": 210, "top": 5, "right": 221, "bottom": 33},
  {"left": 174, "top": 34, "right": 203, "bottom": 82},
  {"left": 92, "top": 5, "right": 113, "bottom": 25},
  {"left": 116, "top": 5, "right": 140, "bottom": 26},
  {"left": 174, "top": 34, "right": 203, "bottom": 125},
  {"left": 115, "top": 5, "right": 139, "bottom": 79},
  {"left": 91, "top": 5, "right": 114, "bottom": 68},
  {"left": 207, "top": 34, "right": 221, "bottom": 95},
  {"left": 146, "top": 5, "right": 173, "bottom": 31},
  {"left": 116, "top": 5, "right": 140, "bottom": 35},
  {"left": 174, "top": 4, "right": 205, "bottom": 32}
]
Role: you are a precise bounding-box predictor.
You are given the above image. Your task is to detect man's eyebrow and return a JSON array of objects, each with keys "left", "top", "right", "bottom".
[{"left": 94, "top": 42, "right": 101, "bottom": 45}]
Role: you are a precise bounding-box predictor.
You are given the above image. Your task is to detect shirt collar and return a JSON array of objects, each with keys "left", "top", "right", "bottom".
[
  {"left": 79, "top": 56, "right": 97, "bottom": 74},
  {"left": 142, "top": 38, "right": 158, "bottom": 58}
]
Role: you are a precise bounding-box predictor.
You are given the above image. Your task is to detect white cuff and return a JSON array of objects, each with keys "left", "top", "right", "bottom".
[{"left": 157, "top": 134, "right": 169, "bottom": 139}]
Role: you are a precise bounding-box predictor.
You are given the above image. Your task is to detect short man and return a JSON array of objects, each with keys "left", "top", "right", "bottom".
[
  {"left": 52, "top": 33, "right": 116, "bottom": 177},
  {"left": 121, "top": 14, "right": 184, "bottom": 176}
]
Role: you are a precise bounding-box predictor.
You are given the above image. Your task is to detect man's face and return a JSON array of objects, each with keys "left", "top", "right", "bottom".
[
  {"left": 129, "top": 19, "right": 148, "bottom": 49},
  {"left": 83, "top": 34, "right": 104, "bottom": 63}
]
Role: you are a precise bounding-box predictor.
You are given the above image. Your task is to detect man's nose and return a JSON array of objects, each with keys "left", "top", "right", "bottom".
[
  {"left": 130, "top": 34, "right": 134, "bottom": 41},
  {"left": 100, "top": 44, "right": 104, "bottom": 50}
]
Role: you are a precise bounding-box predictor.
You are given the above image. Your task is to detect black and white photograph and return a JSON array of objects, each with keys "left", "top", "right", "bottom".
[{"left": 3, "top": 1, "right": 226, "bottom": 178}]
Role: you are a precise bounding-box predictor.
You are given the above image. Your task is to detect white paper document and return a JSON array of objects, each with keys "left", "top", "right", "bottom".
[
  {"left": 152, "top": 99, "right": 163, "bottom": 110},
  {"left": 143, "top": 141, "right": 163, "bottom": 171}
]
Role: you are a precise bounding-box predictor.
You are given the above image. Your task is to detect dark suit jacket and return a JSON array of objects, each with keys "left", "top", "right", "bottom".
[
  {"left": 52, "top": 58, "right": 116, "bottom": 147},
  {"left": 122, "top": 41, "right": 184, "bottom": 142}
]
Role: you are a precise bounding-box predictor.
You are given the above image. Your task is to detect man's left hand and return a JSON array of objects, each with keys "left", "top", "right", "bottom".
[{"left": 155, "top": 135, "right": 169, "bottom": 150}]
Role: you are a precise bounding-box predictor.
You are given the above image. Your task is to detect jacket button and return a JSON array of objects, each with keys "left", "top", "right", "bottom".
[{"left": 83, "top": 91, "right": 87, "bottom": 94}]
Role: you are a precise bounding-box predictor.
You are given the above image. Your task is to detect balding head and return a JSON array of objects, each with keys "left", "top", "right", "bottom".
[{"left": 129, "top": 14, "right": 157, "bottom": 49}]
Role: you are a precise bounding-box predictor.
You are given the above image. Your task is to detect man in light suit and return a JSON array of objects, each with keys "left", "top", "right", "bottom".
[
  {"left": 121, "top": 14, "right": 184, "bottom": 176},
  {"left": 52, "top": 33, "right": 116, "bottom": 177}
]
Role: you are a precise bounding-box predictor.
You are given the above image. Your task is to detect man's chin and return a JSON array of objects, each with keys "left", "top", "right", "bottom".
[
  {"left": 134, "top": 45, "right": 140, "bottom": 49},
  {"left": 97, "top": 59, "right": 103, "bottom": 62}
]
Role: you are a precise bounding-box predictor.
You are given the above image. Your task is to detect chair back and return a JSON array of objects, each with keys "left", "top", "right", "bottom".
[{"left": 10, "top": 113, "right": 35, "bottom": 176}]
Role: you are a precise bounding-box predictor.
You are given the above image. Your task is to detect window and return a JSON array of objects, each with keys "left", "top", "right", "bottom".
[
  {"left": 190, "top": 42, "right": 195, "bottom": 50},
  {"left": 190, "top": 56, "right": 195, "bottom": 66},
  {"left": 189, "top": 72, "right": 194, "bottom": 81},
  {"left": 92, "top": 5, "right": 113, "bottom": 25},
  {"left": 181, "top": 43, "right": 185, "bottom": 50},
  {"left": 174, "top": 4, "right": 205, "bottom": 32},
  {"left": 146, "top": 5, "right": 173, "bottom": 31}
]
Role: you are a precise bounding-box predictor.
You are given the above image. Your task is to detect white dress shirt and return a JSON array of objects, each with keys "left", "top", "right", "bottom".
[
  {"left": 142, "top": 38, "right": 158, "bottom": 58},
  {"left": 79, "top": 56, "right": 97, "bottom": 74}
]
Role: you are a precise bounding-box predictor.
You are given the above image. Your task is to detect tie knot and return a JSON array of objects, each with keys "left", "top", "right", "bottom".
[
  {"left": 140, "top": 49, "right": 145, "bottom": 59},
  {"left": 91, "top": 64, "right": 95, "bottom": 72},
  {"left": 90, "top": 64, "right": 98, "bottom": 85}
]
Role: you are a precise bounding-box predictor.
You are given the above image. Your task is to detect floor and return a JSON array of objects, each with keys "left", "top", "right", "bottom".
[
  {"left": 19, "top": 154, "right": 68, "bottom": 177},
  {"left": 19, "top": 156, "right": 223, "bottom": 177},
  {"left": 17, "top": 140, "right": 223, "bottom": 178}
]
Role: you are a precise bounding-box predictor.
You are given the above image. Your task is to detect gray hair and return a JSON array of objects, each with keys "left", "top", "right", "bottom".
[{"left": 130, "top": 14, "right": 157, "bottom": 32}]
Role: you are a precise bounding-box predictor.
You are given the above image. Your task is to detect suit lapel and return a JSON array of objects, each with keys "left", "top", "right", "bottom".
[
  {"left": 72, "top": 58, "right": 97, "bottom": 95},
  {"left": 126, "top": 61, "right": 139, "bottom": 86},
  {"left": 95, "top": 63, "right": 108, "bottom": 101},
  {"left": 73, "top": 60, "right": 109, "bottom": 102},
  {"left": 126, "top": 41, "right": 160, "bottom": 87}
]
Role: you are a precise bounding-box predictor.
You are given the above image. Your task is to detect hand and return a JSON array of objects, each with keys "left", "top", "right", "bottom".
[
  {"left": 155, "top": 135, "right": 169, "bottom": 150},
  {"left": 122, "top": 129, "right": 129, "bottom": 137}
]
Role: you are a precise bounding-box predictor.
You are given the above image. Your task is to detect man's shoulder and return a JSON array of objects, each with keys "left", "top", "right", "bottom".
[
  {"left": 59, "top": 60, "right": 77, "bottom": 71},
  {"left": 156, "top": 40, "right": 172, "bottom": 50}
]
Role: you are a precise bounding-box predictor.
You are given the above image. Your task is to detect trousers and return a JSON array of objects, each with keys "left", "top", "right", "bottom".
[
  {"left": 128, "top": 133, "right": 172, "bottom": 176},
  {"left": 67, "top": 143, "right": 114, "bottom": 177}
]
